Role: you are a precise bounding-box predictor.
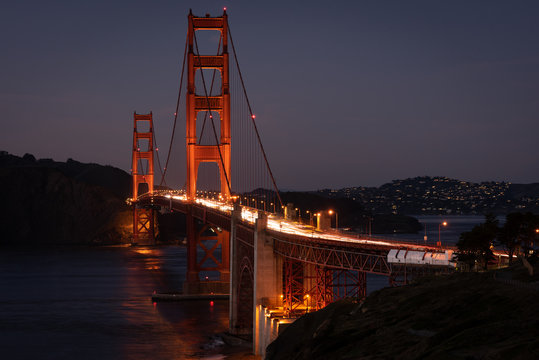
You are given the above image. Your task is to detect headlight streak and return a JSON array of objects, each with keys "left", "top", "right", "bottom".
[{"left": 148, "top": 192, "right": 509, "bottom": 258}]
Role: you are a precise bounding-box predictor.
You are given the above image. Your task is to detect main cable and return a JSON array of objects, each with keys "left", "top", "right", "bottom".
[
  {"left": 228, "top": 23, "right": 283, "bottom": 209},
  {"left": 160, "top": 33, "right": 189, "bottom": 187}
]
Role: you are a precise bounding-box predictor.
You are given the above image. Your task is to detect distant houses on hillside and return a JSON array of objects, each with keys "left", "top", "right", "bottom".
[{"left": 316, "top": 176, "right": 539, "bottom": 215}]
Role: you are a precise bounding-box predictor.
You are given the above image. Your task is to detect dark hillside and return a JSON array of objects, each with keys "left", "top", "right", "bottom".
[
  {"left": 0, "top": 152, "right": 132, "bottom": 245},
  {"left": 267, "top": 264, "right": 539, "bottom": 359},
  {"left": 280, "top": 191, "right": 421, "bottom": 233}
]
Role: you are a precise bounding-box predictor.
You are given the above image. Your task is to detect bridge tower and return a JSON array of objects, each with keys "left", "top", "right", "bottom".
[
  {"left": 184, "top": 10, "right": 231, "bottom": 294},
  {"left": 186, "top": 10, "right": 231, "bottom": 200},
  {"left": 132, "top": 112, "right": 155, "bottom": 245}
]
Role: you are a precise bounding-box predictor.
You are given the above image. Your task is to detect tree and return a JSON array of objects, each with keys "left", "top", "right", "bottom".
[
  {"left": 497, "top": 212, "right": 539, "bottom": 262},
  {"left": 457, "top": 213, "right": 497, "bottom": 270}
]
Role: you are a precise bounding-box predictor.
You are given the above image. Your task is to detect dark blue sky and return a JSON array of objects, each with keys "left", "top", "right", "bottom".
[{"left": 2, "top": 0, "right": 538, "bottom": 190}]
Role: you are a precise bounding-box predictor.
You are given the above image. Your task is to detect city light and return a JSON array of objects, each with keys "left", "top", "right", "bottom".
[{"left": 135, "top": 191, "right": 508, "bottom": 260}]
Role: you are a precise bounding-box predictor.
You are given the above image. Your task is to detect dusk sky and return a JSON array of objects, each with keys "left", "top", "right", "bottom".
[{"left": 2, "top": 0, "right": 539, "bottom": 190}]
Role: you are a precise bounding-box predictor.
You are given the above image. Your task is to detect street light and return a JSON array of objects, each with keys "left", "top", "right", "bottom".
[
  {"left": 306, "top": 210, "right": 313, "bottom": 226},
  {"left": 438, "top": 221, "right": 448, "bottom": 248},
  {"left": 328, "top": 210, "right": 338, "bottom": 229}
]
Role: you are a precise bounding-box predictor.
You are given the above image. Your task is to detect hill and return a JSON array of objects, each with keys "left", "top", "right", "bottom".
[
  {"left": 0, "top": 151, "right": 132, "bottom": 245},
  {"left": 317, "top": 176, "right": 539, "bottom": 215},
  {"left": 280, "top": 191, "right": 422, "bottom": 234}
]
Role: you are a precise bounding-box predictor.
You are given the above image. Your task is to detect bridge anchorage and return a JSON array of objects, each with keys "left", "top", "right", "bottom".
[{"left": 129, "top": 9, "right": 462, "bottom": 357}]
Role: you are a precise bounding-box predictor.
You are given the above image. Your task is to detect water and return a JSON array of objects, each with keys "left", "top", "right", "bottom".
[
  {"left": 0, "top": 246, "right": 229, "bottom": 360},
  {"left": 371, "top": 215, "right": 492, "bottom": 247},
  {"left": 0, "top": 216, "right": 489, "bottom": 358},
  {"left": 364, "top": 215, "right": 494, "bottom": 292}
]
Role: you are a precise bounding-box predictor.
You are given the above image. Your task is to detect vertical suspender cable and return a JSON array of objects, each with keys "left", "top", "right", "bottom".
[
  {"left": 228, "top": 24, "right": 283, "bottom": 209},
  {"left": 160, "top": 34, "right": 189, "bottom": 188}
]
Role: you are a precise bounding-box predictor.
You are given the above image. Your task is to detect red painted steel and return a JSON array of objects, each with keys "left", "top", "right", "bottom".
[
  {"left": 186, "top": 11, "right": 231, "bottom": 200},
  {"left": 132, "top": 112, "right": 155, "bottom": 244},
  {"left": 283, "top": 258, "right": 304, "bottom": 317},
  {"left": 184, "top": 11, "right": 232, "bottom": 286},
  {"left": 272, "top": 236, "right": 392, "bottom": 275}
]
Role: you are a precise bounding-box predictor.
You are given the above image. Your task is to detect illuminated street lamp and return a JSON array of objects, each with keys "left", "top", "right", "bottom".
[
  {"left": 438, "top": 221, "right": 448, "bottom": 248},
  {"left": 295, "top": 208, "right": 301, "bottom": 223},
  {"left": 328, "top": 210, "right": 338, "bottom": 229},
  {"left": 304, "top": 294, "right": 310, "bottom": 313}
]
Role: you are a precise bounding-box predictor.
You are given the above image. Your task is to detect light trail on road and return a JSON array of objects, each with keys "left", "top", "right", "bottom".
[{"left": 145, "top": 191, "right": 509, "bottom": 259}]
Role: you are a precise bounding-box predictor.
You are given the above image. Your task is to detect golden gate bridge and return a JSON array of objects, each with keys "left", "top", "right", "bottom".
[{"left": 127, "top": 9, "right": 507, "bottom": 356}]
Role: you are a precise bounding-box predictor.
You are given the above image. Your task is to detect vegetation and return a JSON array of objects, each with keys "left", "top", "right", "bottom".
[
  {"left": 0, "top": 151, "right": 132, "bottom": 245},
  {"left": 456, "top": 213, "right": 498, "bottom": 269},
  {"left": 498, "top": 212, "right": 539, "bottom": 263},
  {"left": 457, "top": 212, "right": 539, "bottom": 269}
]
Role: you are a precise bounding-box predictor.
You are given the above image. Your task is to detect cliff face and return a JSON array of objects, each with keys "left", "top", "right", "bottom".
[{"left": 0, "top": 153, "right": 132, "bottom": 245}]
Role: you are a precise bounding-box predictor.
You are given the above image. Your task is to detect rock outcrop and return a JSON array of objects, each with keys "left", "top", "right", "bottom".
[{"left": 266, "top": 269, "right": 539, "bottom": 359}]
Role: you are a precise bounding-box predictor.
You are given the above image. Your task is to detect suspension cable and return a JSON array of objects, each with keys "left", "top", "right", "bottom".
[
  {"left": 228, "top": 23, "right": 283, "bottom": 209},
  {"left": 159, "top": 34, "right": 189, "bottom": 187},
  {"left": 152, "top": 130, "right": 165, "bottom": 187}
]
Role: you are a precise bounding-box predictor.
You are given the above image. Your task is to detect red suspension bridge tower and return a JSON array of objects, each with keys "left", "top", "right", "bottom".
[
  {"left": 186, "top": 10, "right": 231, "bottom": 200},
  {"left": 131, "top": 112, "right": 155, "bottom": 245},
  {"left": 184, "top": 10, "right": 231, "bottom": 293}
]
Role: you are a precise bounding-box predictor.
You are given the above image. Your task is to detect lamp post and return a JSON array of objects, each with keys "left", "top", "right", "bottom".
[
  {"left": 295, "top": 208, "right": 301, "bottom": 223},
  {"left": 329, "top": 210, "right": 338, "bottom": 229},
  {"left": 438, "top": 221, "right": 448, "bottom": 248}
]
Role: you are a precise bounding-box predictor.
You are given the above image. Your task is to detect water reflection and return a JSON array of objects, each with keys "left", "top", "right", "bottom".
[
  {"left": 121, "top": 246, "right": 229, "bottom": 359},
  {"left": 0, "top": 246, "right": 229, "bottom": 360}
]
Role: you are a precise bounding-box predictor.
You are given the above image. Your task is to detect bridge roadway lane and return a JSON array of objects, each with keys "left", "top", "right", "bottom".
[
  {"left": 136, "top": 193, "right": 450, "bottom": 252},
  {"left": 134, "top": 193, "right": 480, "bottom": 274}
]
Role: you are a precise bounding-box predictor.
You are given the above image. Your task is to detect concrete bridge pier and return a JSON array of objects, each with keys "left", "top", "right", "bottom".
[
  {"left": 253, "top": 211, "right": 283, "bottom": 356},
  {"left": 229, "top": 203, "right": 246, "bottom": 335}
]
